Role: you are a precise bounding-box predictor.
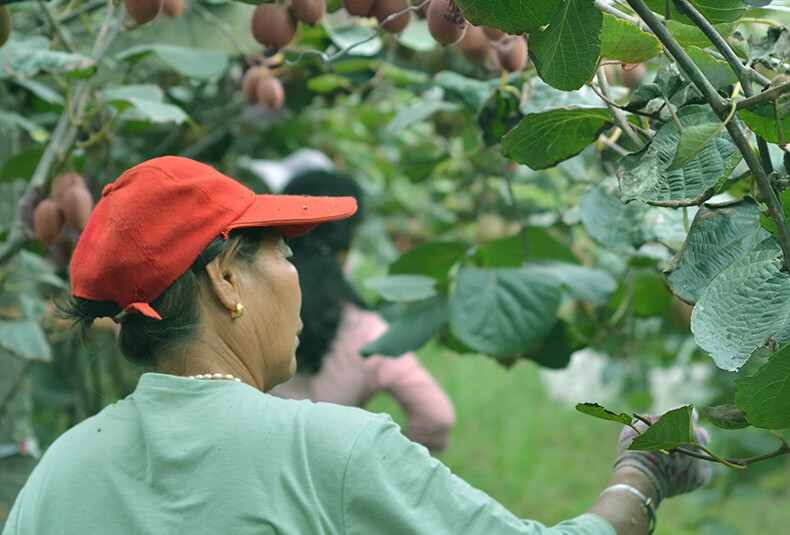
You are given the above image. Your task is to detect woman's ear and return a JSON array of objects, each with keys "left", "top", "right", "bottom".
[{"left": 204, "top": 257, "right": 241, "bottom": 313}]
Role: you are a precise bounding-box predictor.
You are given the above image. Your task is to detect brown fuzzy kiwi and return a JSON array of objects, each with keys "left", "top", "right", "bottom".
[
  {"left": 410, "top": 0, "right": 426, "bottom": 18},
  {"left": 495, "top": 36, "right": 527, "bottom": 72},
  {"left": 255, "top": 75, "right": 285, "bottom": 109},
  {"left": 343, "top": 0, "right": 375, "bottom": 16},
  {"left": 33, "top": 199, "right": 65, "bottom": 244},
  {"left": 482, "top": 26, "right": 505, "bottom": 41},
  {"left": 0, "top": 6, "right": 11, "bottom": 47},
  {"left": 427, "top": 0, "right": 467, "bottom": 45},
  {"left": 291, "top": 0, "right": 326, "bottom": 25},
  {"left": 124, "top": 0, "right": 163, "bottom": 24},
  {"left": 374, "top": 0, "right": 410, "bottom": 33},
  {"left": 59, "top": 185, "right": 94, "bottom": 231},
  {"left": 459, "top": 25, "right": 491, "bottom": 64},
  {"left": 242, "top": 67, "right": 266, "bottom": 101},
  {"left": 51, "top": 172, "right": 86, "bottom": 205},
  {"left": 251, "top": 4, "right": 298, "bottom": 48},
  {"left": 162, "top": 0, "right": 184, "bottom": 17}
]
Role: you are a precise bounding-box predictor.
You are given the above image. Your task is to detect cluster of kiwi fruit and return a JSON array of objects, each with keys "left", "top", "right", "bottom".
[
  {"left": 33, "top": 172, "right": 94, "bottom": 244},
  {"left": 123, "top": 0, "right": 184, "bottom": 25},
  {"left": 241, "top": 65, "right": 285, "bottom": 108}
]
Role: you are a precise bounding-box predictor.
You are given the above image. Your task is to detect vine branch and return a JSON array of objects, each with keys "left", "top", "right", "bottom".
[
  {"left": 625, "top": 0, "right": 790, "bottom": 274},
  {"left": 594, "top": 67, "right": 646, "bottom": 149},
  {"left": 736, "top": 82, "right": 790, "bottom": 111}
]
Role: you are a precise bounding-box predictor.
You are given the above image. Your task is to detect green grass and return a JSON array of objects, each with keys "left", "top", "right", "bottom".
[{"left": 366, "top": 342, "right": 790, "bottom": 535}]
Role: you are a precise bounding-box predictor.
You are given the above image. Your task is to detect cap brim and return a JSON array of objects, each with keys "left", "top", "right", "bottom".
[{"left": 227, "top": 194, "right": 358, "bottom": 239}]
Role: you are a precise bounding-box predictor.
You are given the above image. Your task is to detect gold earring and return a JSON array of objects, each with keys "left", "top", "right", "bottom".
[{"left": 231, "top": 302, "right": 243, "bottom": 319}]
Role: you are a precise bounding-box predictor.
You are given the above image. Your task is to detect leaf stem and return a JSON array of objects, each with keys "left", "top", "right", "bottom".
[
  {"left": 626, "top": 0, "right": 790, "bottom": 274},
  {"left": 595, "top": 67, "right": 645, "bottom": 149},
  {"left": 735, "top": 82, "right": 790, "bottom": 111}
]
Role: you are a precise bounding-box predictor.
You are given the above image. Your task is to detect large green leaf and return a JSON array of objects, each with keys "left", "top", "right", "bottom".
[
  {"left": 739, "top": 95, "right": 790, "bottom": 145},
  {"left": 527, "top": 0, "right": 603, "bottom": 91},
  {"left": 628, "top": 406, "right": 695, "bottom": 451},
  {"left": 363, "top": 274, "right": 437, "bottom": 302},
  {"left": 388, "top": 99, "right": 461, "bottom": 135},
  {"left": 665, "top": 197, "right": 769, "bottom": 303},
  {"left": 671, "top": 122, "right": 726, "bottom": 170},
  {"left": 599, "top": 13, "right": 662, "bottom": 63},
  {"left": 643, "top": 0, "right": 747, "bottom": 25},
  {"left": 667, "top": 20, "right": 740, "bottom": 48},
  {"left": 361, "top": 296, "right": 448, "bottom": 357},
  {"left": 617, "top": 105, "right": 741, "bottom": 204},
  {"left": 575, "top": 402, "right": 633, "bottom": 425},
  {"left": 434, "top": 71, "right": 504, "bottom": 113},
  {"left": 580, "top": 184, "right": 648, "bottom": 253},
  {"left": 736, "top": 343, "right": 790, "bottom": 429},
  {"left": 532, "top": 261, "right": 616, "bottom": 305},
  {"left": 477, "top": 228, "right": 579, "bottom": 267},
  {"left": 100, "top": 85, "right": 190, "bottom": 125},
  {"left": 449, "top": 266, "right": 561, "bottom": 356},
  {"left": 477, "top": 88, "right": 523, "bottom": 147},
  {"left": 692, "top": 236, "right": 790, "bottom": 371},
  {"left": 389, "top": 242, "right": 468, "bottom": 280},
  {"left": 0, "top": 36, "right": 94, "bottom": 79},
  {"left": 0, "top": 320, "right": 50, "bottom": 362},
  {"left": 115, "top": 44, "right": 229, "bottom": 80},
  {"left": 454, "top": 0, "right": 563, "bottom": 34},
  {"left": 686, "top": 46, "right": 739, "bottom": 89},
  {"left": 501, "top": 107, "right": 612, "bottom": 170}
]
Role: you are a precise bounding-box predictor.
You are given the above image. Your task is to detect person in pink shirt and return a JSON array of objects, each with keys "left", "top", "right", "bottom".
[{"left": 269, "top": 169, "right": 456, "bottom": 452}]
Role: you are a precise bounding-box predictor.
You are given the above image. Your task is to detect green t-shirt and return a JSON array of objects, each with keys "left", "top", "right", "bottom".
[{"left": 3, "top": 373, "right": 614, "bottom": 534}]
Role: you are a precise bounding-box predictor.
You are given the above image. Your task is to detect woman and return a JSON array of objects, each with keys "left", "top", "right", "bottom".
[
  {"left": 3, "top": 156, "right": 710, "bottom": 534},
  {"left": 269, "top": 170, "right": 456, "bottom": 452}
]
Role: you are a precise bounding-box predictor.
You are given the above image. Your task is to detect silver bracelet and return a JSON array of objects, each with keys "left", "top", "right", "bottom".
[{"left": 599, "top": 483, "right": 657, "bottom": 535}]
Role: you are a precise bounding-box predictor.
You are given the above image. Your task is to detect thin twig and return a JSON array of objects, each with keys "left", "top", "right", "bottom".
[
  {"left": 648, "top": 187, "right": 716, "bottom": 207},
  {"left": 736, "top": 83, "right": 790, "bottom": 111},
  {"left": 37, "top": 0, "right": 79, "bottom": 53},
  {"left": 625, "top": 0, "right": 790, "bottom": 273},
  {"left": 599, "top": 135, "right": 631, "bottom": 157},
  {"left": 595, "top": 67, "right": 645, "bottom": 148}
]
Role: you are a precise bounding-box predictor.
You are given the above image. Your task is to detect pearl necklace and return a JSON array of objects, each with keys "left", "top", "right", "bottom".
[{"left": 187, "top": 373, "right": 242, "bottom": 383}]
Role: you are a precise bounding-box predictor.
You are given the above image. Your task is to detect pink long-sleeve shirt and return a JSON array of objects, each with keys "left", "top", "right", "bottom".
[{"left": 270, "top": 305, "right": 456, "bottom": 451}]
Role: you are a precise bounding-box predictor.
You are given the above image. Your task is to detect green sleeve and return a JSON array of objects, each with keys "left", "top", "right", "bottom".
[
  {"left": 1, "top": 486, "right": 23, "bottom": 535},
  {"left": 341, "top": 416, "right": 615, "bottom": 535}
]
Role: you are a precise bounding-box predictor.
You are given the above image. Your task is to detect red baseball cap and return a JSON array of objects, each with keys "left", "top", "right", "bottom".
[{"left": 70, "top": 156, "right": 357, "bottom": 320}]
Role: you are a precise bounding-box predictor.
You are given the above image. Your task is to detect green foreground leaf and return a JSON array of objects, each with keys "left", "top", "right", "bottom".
[
  {"left": 600, "top": 13, "right": 661, "bottom": 63},
  {"left": 629, "top": 406, "right": 695, "bottom": 451},
  {"left": 575, "top": 402, "right": 632, "bottom": 425},
  {"left": 736, "top": 343, "right": 790, "bottom": 429},
  {"left": 454, "top": 0, "right": 563, "bottom": 34},
  {"left": 361, "top": 295, "right": 448, "bottom": 357}
]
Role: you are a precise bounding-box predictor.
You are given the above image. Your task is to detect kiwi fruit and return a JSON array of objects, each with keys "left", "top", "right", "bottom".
[
  {"left": 251, "top": 4, "right": 298, "bottom": 48},
  {"left": 33, "top": 199, "right": 65, "bottom": 244},
  {"left": 59, "top": 186, "right": 94, "bottom": 231},
  {"left": 427, "top": 0, "right": 467, "bottom": 45},
  {"left": 459, "top": 25, "right": 490, "bottom": 64},
  {"left": 124, "top": 0, "right": 163, "bottom": 24},
  {"left": 242, "top": 67, "right": 266, "bottom": 101},
  {"left": 495, "top": 36, "right": 527, "bottom": 72},
  {"left": 162, "top": 0, "right": 184, "bottom": 17},
  {"left": 374, "top": 0, "right": 410, "bottom": 33},
  {"left": 343, "top": 0, "right": 375, "bottom": 16},
  {"left": 482, "top": 26, "right": 505, "bottom": 41},
  {"left": 51, "top": 172, "right": 86, "bottom": 205},
  {"left": 291, "top": 0, "right": 326, "bottom": 25},
  {"left": 0, "top": 6, "right": 11, "bottom": 47},
  {"left": 255, "top": 75, "right": 285, "bottom": 109}
]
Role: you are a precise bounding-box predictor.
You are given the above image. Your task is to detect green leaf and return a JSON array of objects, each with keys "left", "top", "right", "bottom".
[
  {"left": 575, "top": 402, "right": 633, "bottom": 425},
  {"left": 454, "top": 0, "right": 563, "bottom": 34},
  {"left": 13, "top": 77, "right": 64, "bottom": 106},
  {"left": 364, "top": 274, "right": 437, "bottom": 302},
  {"left": 434, "top": 70, "right": 501, "bottom": 112},
  {"left": 0, "top": 111, "right": 49, "bottom": 143},
  {"left": 665, "top": 197, "right": 769, "bottom": 303},
  {"left": 701, "top": 403, "right": 751, "bottom": 430},
  {"left": 370, "top": 61, "right": 429, "bottom": 85},
  {"left": 608, "top": 270, "right": 672, "bottom": 317},
  {"left": 644, "top": 0, "right": 747, "bottom": 25},
  {"left": 686, "top": 46, "right": 739, "bottom": 89},
  {"left": 477, "top": 88, "right": 523, "bottom": 147},
  {"left": 599, "top": 13, "right": 662, "bottom": 63},
  {"left": 527, "top": 0, "right": 603, "bottom": 91},
  {"left": 389, "top": 242, "right": 468, "bottom": 280},
  {"left": 502, "top": 107, "right": 612, "bottom": 170},
  {"left": 526, "top": 320, "right": 573, "bottom": 368},
  {"left": 617, "top": 105, "right": 741, "bottom": 204},
  {"left": 449, "top": 266, "right": 560, "bottom": 356},
  {"left": 100, "top": 85, "right": 190, "bottom": 125},
  {"left": 739, "top": 95, "right": 790, "bottom": 145},
  {"left": 736, "top": 343, "right": 790, "bottom": 429},
  {"left": 629, "top": 406, "right": 695, "bottom": 451},
  {"left": 0, "top": 36, "right": 94, "bottom": 79},
  {"left": 0, "top": 320, "right": 50, "bottom": 362},
  {"left": 115, "top": 44, "right": 229, "bottom": 80},
  {"left": 532, "top": 261, "right": 616, "bottom": 305},
  {"left": 580, "top": 184, "right": 648, "bottom": 253},
  {"left": 478, "top": 228, "right": 579, "bottom": 267},
  {"left": 667, "top": 20, "right": 740, "bottom": 48},
  {"left": 361, "top": 295, "right": 448, "bottom": 357},
  {"left": 671, "top": 121, "right": 726, "bottom": 170},
  {"left": 387, "top": 99, "right": 461, "bottom": 135},
  {"left": 306, "top": 73, "right": 351, "bottom": 93},
  {"left": 760, "top": 189, "right": 790, "bottom": 237},
  {"left": 692, "top": 236, "right": 790, "bottom": 371}
]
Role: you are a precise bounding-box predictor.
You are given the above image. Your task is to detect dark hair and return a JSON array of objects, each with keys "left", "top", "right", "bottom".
[
  {"left": 282, "top": 169, "right": 367, "bottom": 374},
  {"left": 57, "top": 227, "right": 267, "bottom": 367}
]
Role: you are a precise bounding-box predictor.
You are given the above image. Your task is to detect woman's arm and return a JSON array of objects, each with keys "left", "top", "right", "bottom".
[{"left": 587, "top": 467, "right": 658, "bottom": 535}]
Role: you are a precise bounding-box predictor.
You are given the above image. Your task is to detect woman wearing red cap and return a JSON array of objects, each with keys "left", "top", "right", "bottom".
[{"left": 3, "top": 157, "right": 710, "bottom": 535}]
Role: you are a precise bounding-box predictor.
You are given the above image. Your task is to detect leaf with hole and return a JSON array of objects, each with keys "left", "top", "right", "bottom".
[{"left": 575, "top": 402, "right": 632, "bottom": 425}]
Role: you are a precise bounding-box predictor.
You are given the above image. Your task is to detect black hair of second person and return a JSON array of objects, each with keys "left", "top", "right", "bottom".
[
  {"left": 282, "top": 169, "right": 368, "bottom": 374},
  {"left": 57, "top": 227, "right": 267, "bottom": 367}
]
